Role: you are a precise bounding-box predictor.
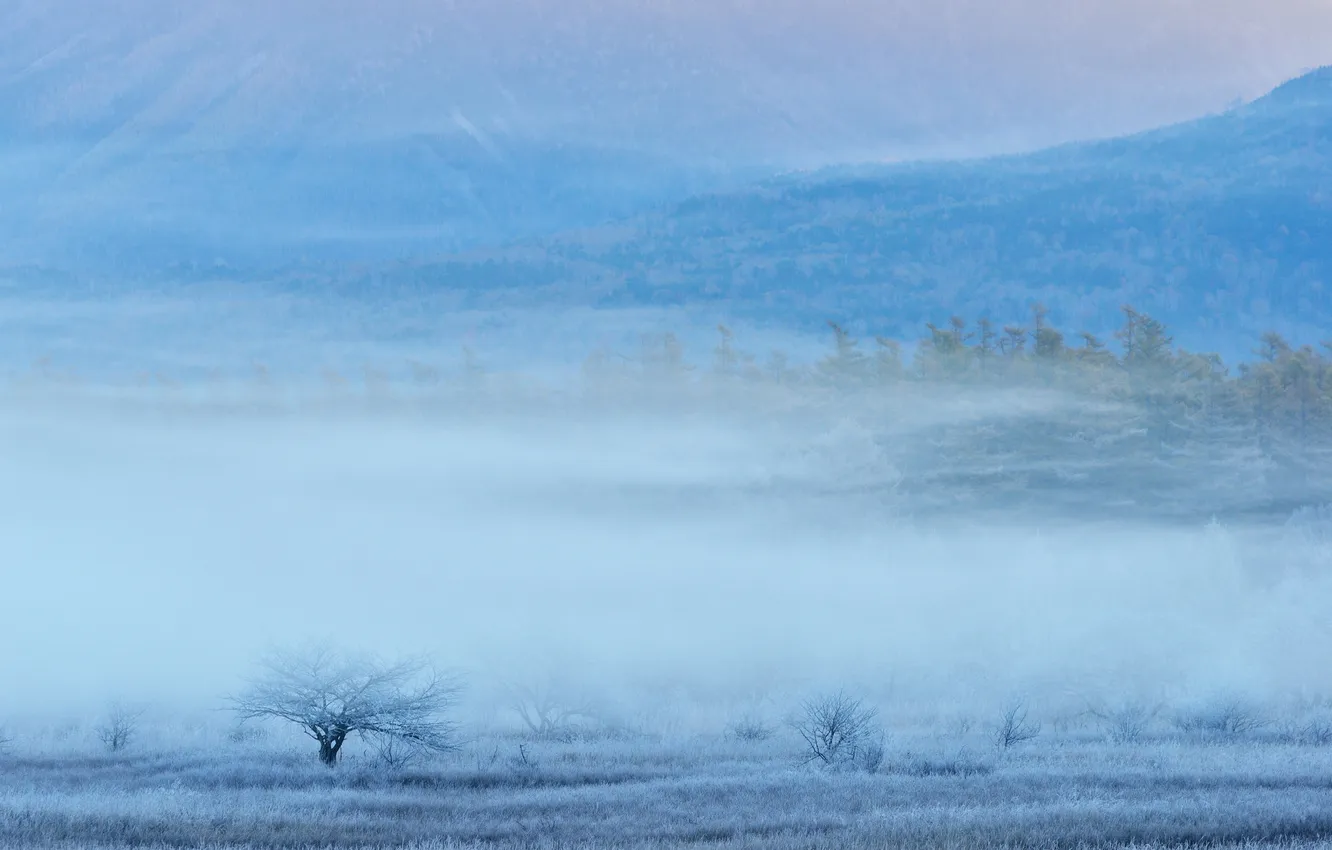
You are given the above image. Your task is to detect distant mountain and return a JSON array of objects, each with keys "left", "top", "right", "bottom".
[
  {"left": 0, "top": 132, "right": 751, "bottom": 272},
  {"left": 0, "top": 0, "right": 780, "bottom": 272},
  {"left": 7, "top": 0, "right": 1324, "bottom": 282},
  {"left": 377, "top": 66, "right": 1332, "bottom": 353}
]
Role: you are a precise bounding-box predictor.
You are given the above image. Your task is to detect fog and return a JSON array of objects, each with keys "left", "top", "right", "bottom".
[{"left": 3, "top": 306, "right": 1330, "bottom": 728}]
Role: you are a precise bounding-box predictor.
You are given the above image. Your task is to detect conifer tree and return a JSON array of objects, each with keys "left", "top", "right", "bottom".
[
  {"left": 820, "top": 321, "right": 869, "bottom": 384},
  {"left": 975, "top": 317, "right": 998, "bottom": 375},
  {"left": 873, "top": 337, "right": 904, "bottom": 383}
]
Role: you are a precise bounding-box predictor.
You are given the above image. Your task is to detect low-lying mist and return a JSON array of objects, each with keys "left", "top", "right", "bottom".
[{"left": 4, "top": 356, "right": 1330, "bottom": 733}]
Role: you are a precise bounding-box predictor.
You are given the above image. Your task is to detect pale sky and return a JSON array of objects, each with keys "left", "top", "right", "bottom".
[{"left": 2, "top": 0, "right": 1330, "bottom": 162}]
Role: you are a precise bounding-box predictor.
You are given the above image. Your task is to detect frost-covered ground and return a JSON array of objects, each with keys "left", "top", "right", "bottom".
[{"left": 5, "top": 710, "right": 1332, "bottom": 849}]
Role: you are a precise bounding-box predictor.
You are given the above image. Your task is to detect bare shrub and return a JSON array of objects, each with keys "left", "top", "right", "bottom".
[
  {"left": 95, "top": 703, "right": 143, "bottom": 753},
  {"left": 367, "top": 731, "right": 429, "bottom": 771},
  {"left": 992, "top": 701, "right": 1041, "bottom": 750},
  {"left": 1087, "top": 700, "right": 1160, "bottom": 744},
  {"left": 225, "top": 724, "right": 268, "bottom": 746},
  {"left": 727, "top": 716, "right": 775, "bottom": 743},
  {"left": 792, "top": 691, "right": 879, "bottom": 769},
  {"left": 858, "top": 733, "right": 886, "bottom": 773},
  {"left": 1173, "top": 698, "right": 1268, "bottom": 739},
  {"left": 1300, "top": 719, "right": 1332, "bottom": 746},
  {"left": 229, "top": 644, "right": 462, "bottom": 767},
  {"left": 0, "top": 726, "right": 11, "bottom": 754},
  {"left": 1275, "top": 718, "right": 1332, "bottom": 747}
]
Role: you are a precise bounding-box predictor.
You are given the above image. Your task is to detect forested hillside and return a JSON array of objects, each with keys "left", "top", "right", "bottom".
[
  {"left": 378, "top": 67, "right": 1332, "bottom": 356},
  {"left": 570, "top": 304, "right": 1332, "bottom": 522}
]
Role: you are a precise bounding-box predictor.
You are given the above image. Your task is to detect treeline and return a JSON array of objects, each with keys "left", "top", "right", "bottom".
[
  {"left": 681, "top": 304, "right": 1331, "bottom": 442},
  {"left": 600, "top": 304, "right": 1332, "bottom": 519}
]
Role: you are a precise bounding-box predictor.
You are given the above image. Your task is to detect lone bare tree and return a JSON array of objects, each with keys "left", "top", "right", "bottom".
[
  {"left": 229, "top": 645, "right": 462, "bottom": 766},
  {"left": 95, "top": 702, "right": 143, "bottom": 753}
]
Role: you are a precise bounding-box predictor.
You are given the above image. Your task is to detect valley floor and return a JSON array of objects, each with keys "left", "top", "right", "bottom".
[{"left": 4, "top": 731, "right": 1332, "bottom": 849}]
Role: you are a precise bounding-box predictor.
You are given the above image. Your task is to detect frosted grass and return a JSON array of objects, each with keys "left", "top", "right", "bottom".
[{"left": 4, "top": 723, "right": 1332, "bottom": 848}]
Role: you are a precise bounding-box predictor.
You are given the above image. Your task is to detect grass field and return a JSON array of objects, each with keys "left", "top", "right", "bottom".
[{"left": 4, "top": 704, "right": 1332, "bottom": 849}]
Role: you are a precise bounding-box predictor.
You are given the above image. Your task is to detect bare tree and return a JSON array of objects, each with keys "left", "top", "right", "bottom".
[
  {"left": 505, "top": 680, "right": 597, "bottom": 741},
  {"left": 95, "top": 703, "right": 143, "bottom": 753},
  {"left": 993, "top": 700, "right": 1041, "bottom": 750},
  {"left": 792, "top": 691, "right": 879, "bottom": 768},
  {"left": 229, "top": 645, "right": 462, "bottom": 767}
]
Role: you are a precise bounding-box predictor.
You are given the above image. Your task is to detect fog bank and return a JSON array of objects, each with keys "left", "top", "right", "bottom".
[{"left": 3, "top": 379, "right": 1329, "bottom": 724}]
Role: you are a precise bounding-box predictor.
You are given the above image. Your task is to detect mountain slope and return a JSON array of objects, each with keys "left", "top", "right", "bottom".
[
  {"left": 383, "top": 66, "right": 1332, "bottom": 348},
  {"left": 0, "top": 133, "right": 748, "bottom": 271},
  {"left": 6, "top": 1, "right": 1329, "bottom": 279}
]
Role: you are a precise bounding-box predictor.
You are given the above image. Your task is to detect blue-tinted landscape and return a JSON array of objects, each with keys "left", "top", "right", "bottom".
[{"left": 4, "top": 4, "right": 1332, "bottom": 849}]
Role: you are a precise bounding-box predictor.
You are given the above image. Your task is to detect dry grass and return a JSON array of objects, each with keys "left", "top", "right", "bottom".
[{"left": 3, "top": 719, "right": 1332, "bottom": 849}]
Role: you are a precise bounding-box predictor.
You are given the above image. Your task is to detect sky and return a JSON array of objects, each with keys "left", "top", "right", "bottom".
[{"left": 2, "top": 0, "right": 1330, "bottom": 162}]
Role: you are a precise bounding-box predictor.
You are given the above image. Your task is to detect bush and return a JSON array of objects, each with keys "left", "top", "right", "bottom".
[
  {"left": 992, "top": 701, "right": 1040, "bottom": 750},
  {"left": 1299, "top": 719, "right": 1332, "bottom": 746},
  {"left": 1173, "top": 698, "right": 1268, "bottom": 739},
  {"left": 727, "top": 716, "right": 775, "bottom": 743},
  {"left": 225, "top": 724, "right": 269, "bottom": 746},
  {"left": 1275, "top": 718, "right": 1332, "bottom": 747},
  {"left": 792, "top": 691, "right": 880, "bottom": 770},
  {"left": 367, "top": 731, "right": 431, "bottom": 771},
  {"left": 1088, "top": 700, "right": 1160, "bottom": 744},
  {"left": 858, "top": 733, "right": 886, "bottom": 773}
]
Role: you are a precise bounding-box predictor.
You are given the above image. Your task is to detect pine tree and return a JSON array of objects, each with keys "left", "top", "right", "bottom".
[
  {"left": 919, "top": 317, "right": 973, "bottom": 379},
  {"left": 820, "top": 322, "right": 870, "bottom": 384},
  {"left": 975, "top": 317, "right": 998, "bottom": 375},
  {"left": 1031, "top": 304, "right": 1066, "bottom": 362},
  {"left": 713, "top": 325, "right": 738, "bottom": 377},
  {"left": 873, "top": 337, "right": 904, "bottom": 383},
  {"left": 1001, "top": 325, "right": 1027, "bottom": 357}
]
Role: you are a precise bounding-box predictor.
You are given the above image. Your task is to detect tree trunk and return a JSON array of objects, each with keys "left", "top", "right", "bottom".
[{"left": 318, "top": 734, "right": 346, "bottom": 767}]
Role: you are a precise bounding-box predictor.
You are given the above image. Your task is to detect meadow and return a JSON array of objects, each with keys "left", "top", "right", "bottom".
[{"left": 5, "top": 700, "right": 1332, "bottom": 849}]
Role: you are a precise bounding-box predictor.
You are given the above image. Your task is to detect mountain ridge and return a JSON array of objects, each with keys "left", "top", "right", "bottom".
[{"left": 357, "top": 65, "right": 1332, "bottom": 353}]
